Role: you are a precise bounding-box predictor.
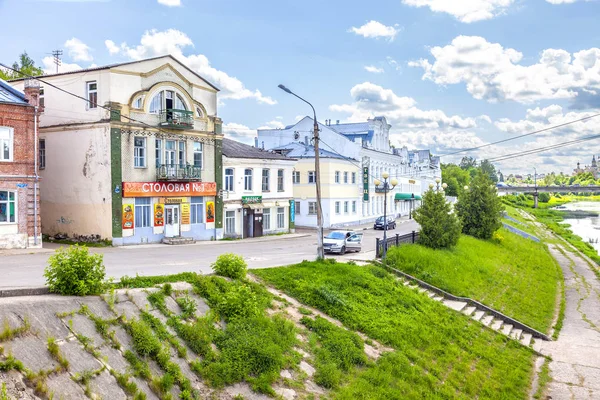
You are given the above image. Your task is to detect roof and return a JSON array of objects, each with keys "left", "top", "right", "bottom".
[
  {"left": 222, "top": 138, "right": 296, "bottom": 161},
  {"left": 0, "top": 78, "right": 29, "bottom": 105},
  {"left": 270, "top": 142, "right": 354, "bottom": 160},
  {"left": 9, "top": 55, "right": 220, "bottom": 92}
]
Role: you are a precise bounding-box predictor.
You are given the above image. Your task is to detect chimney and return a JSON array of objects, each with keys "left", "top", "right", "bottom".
[
  {"left": 24, "top": 78, "right": 42, "bottom": 110},
  {"left": 304, "top": 136, "right": 309, "bottom": 146},
  {"left": 254, "top": 137, "right": 259, "bottom": 148}
]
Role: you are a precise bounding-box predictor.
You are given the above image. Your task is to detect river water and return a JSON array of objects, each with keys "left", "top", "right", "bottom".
[{"left": 559, "top": 201, "right": 600, "bottom": 254}]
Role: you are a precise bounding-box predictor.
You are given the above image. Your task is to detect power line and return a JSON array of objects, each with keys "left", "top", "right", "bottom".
[{"left": 51, "top": 50, "right": 63, "bottom": 74}]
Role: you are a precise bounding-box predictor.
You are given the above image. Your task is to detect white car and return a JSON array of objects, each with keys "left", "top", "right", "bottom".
[{"left": 323, "top": 231, "right": 363, "bottom": 255}]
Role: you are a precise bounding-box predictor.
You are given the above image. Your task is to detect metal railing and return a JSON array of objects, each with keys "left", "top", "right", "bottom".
[
  {"left": 376, "top": 230, "right": 419, "bottom": 258},
  {"left": 156, "top": 164, "right": 202, "bottom": 181},
  {"left": 159, "top": 109, "right": 194, "bottom": 129}
]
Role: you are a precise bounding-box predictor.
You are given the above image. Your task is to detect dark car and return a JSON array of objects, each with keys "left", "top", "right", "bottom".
[{"left": 374, "top": 216, "right": 396, "bottom": 230}]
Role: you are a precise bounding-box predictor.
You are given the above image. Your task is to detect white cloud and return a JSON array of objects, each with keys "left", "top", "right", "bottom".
[
  {"left": 258, "top": 120, "right": 285, "bottom": 130},
  {"left": 41, "top": 56, "right": 83, "bottom": 74},
  {"left": 402, "top": 0, "right": 514, "bottom": 23},
  {"left": 546, "top": 0, "right": 579, "bottom": 3},
  {"left": 64, "top": 37, "right": 93, "bottom": 62},
  {"left": 223, "top": 122, "right": 255, "bottom": 137},
  {"left": 495, "top": 105, "right": 600, "bottom": 136},
  {"left": 105, "top": 29, "right": 276, "bottom": 105},
  {"left": 410, "top": 35, "right": 600, "bottom": 107},
  {"left": 157, "top": 0, "right": 181, "bottom": 6},
  {"left": 364, "top": 65, "right": 384, "bottom": 74},
  {"left": 349, "top": 21, "right": 400, "bottom": 41},
  {"left": 386, "top": 57, "right": 402, "bottom": 72}
]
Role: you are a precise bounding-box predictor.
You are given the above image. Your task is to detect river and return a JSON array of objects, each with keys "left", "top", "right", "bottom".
[{"left": 558, "top": 201, "right": 600, "bottom": 254}]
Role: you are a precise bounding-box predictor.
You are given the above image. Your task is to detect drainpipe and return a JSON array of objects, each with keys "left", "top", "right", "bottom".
[{"left": 34, "top": 106, "right": 39, "bottom": 246}]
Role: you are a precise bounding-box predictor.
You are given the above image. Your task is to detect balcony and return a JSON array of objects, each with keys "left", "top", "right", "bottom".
[
  {"left": 157, "top": 164, "right": 202, "bottom": 181},
  {"left": 159, "top": 109, "right": 194, "bottom": 130}
]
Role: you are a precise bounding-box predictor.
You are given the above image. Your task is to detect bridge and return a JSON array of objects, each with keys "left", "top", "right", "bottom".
[{"left": 496, "top": 185, "right": 600, "bottom": 208}]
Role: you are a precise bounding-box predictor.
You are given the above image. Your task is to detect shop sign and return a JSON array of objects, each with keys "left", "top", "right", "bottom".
[
  {"left": 409, "top": 179, "right": 416, "bottom": 184},
  {"left": 363, "top": 167, "right": 369, "bottom": 202},
  {"left": 181, "top": 203, "right": 190, "bottom": 225},
  {"left": 160, "top": 197, "right": 188, "bottom": 204},
  {"left": 122, "top": 181, "right": 217, "bottom": 198},
  {"left": 206, "top": 201, "right": 215, "bottom": 223},
  {"left": 16, "top": 183, "right": 27, "bottom": 188},
  {"left": 154, "top": 204, "right": 164, "bottom": 227},
  {"left": 289, "top": 200, "right": 295, "bottom": 224},
  {"left": 242, "top": 195, "right": 262, "bottom": 205},
  {"left": 122, "top": 204, "right": 134, "bottom": 230}
]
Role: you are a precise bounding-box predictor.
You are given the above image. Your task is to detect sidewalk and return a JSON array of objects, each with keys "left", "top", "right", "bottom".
[{"left": 297, "top": 215, "right": 413, "bottom": 233}]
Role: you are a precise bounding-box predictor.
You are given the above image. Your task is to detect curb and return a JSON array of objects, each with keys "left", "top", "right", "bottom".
[{"left": 0, "top": 287, "right": 50, "bottom": 298}]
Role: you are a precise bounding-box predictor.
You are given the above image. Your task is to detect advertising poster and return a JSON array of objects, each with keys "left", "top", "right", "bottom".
[
  {"left": 122, "top": 204, "right": 134, "bottom": 230},
  {"left": 181, "top": 203, "right": 191, "bottom": 225},
  {"left": 289, "top": 200, "right": 295, "bottom": 224},
  {"left": 154, "top": 203, "right": 165, "bottom": 227},
  {"left": 206, "top": 201, "right": 215, "bottom": 223}
]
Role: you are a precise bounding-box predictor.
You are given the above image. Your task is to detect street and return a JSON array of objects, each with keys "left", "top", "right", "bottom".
[{"left": 0, "top": 220, "right": 419, "bottom": 289}]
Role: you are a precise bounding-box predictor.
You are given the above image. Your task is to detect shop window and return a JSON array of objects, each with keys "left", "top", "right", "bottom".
[
  {"left": 225, "top": 211, "right": 236, "bottom": 234},
  {"left": 263, "top": 208, "right": 271, "bottom": 230},
  {"left": 308, "top": 202, "right": 317, "bottom": 215},
  {"left": 295, "top": 201, "right": 300, "bottom": 215},
  {"left": 225, "top": 168, "right": 234, "bottom": 192},
  {"left": 277, "top": 207, "right": 285, "bottom": 229},
  {"left": 39, "top": 139, "right": 46, "bottom": 169},
  {"left": 86, "top": 81, "right": 97, "bottom": 109},
  {"left": 0, "top": 191, "right": 16, "bottom": 223},
  {"left": 134, "top": 198, "right": 151, "bottom": 228},
  {"left": 262, "top": 169, "right": 270, "bottom": 192},
  {"left": 193, "top": 142, "right": 203, "bottom": 168},
  {"left": 134, "top": 137, "right": 146, "bottom": 168},
  {"left": 277, "top": 169, "right": 284, "bottom": 192},
  {"left": 190, "top": 197, "right": 204, "bottom": 224},
  {"left": 0, "top": 127, "right": 13, "bottom": 162}
]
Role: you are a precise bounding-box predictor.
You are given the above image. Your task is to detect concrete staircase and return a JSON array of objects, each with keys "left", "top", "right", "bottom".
[{"left": 162, "top": 236, "right": 196, "bottom": 245}]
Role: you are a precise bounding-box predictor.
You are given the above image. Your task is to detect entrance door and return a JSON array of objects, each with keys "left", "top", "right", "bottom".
[
  {"left": 165, "top": 205, "right": 180, "bottom": 237},
  {"left": 253, "top": 212, "right": 263, "bottom": 237},
  {"left": 244, "top": 209, "right": 254, "bottom": 238}
]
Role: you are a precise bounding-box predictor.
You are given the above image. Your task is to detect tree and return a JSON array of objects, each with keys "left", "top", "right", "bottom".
[
  {"left": 479, "top": 159, "right": 498, "bottom": 183},
  {"left": 498, "top": 171, "right": 504, "bottom": 183},
  {"left": 0, "top": 52, "right": 43, "bottom": 81},
  {"left": 413, "top": 187, "right": 462, "bottom": 249},
  {"left": 459, "top": 156, "right": 477, "bottom": 170},
  {"left": 455, "top": 171, "right": 504, "bottom": 240},
  {"left": 442, "top": 163, "right": 470, "bottom": 197}
]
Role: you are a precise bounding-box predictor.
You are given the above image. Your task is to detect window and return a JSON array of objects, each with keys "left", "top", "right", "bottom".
[
  {"left": 352, "top": 201, "right": 357, "bottom": 213},
  {"left": 244, "top": 169, "right": 253, "bottom": 191},
  {"left": 308, "top": 202, "right": 317, "bottom": 215},
  {"left": 263, "top": 208, "right": 271, "bottom": 230},
  {"left": 335, "top": 171, "right": 340, "bottom": 183},
  {"left": 277, "top": 169, "right": 284, "bottom": 192},
  {"left": 308, "top": 171, "right": 316, "bottom": 183},
  {"left": 39, "top": 88, "right": 44, "bottom": 110},
  {"left": 165, "top": 141, "right": 176, "bottom": 166},
  {"left": 343, "top": 172, "right": 348, "bottom": 184},
  {"left": 178, "top": 141, "right": 186, "bottom": 166},
  {"left": 295, "top": 201, "right": 300, "bottom": 215},
  {"left": 0, "top": 127, "right": 13, "bottom": 162},
  {"left": 196, "top": 106, "right": 204, "bottom": 118},
  {"left": 225, "top": 211, "right": 236, "bottom": 234},
  {"left": 292, "top": 171, "right": 300, "bottom": 184},
  {"left": 39, "top": 139, "right": 46, "bottom": 169},
  {"left": 277, "top": 207, "right": 285, "bottom": 229},
  {"left": 149, "top": 89, "right": 188, "bottom": 113},
  {"left": 193, "top": 142, "right": 203, "bottom": 168},
  {"left": 262, "top": 169, "right": 270, "bottom": 192},
  {"left": 335, "top": 201, "right": 340, "bottom": 214},
  {"left": 134, "top": 137, "right": 146, "bottom": 168},
  {"left": 133, "top": 96, "right": 143, "bottom": 109},
  {"left": 352, "top": 172, "right": 357, "bottom": 184},
  {"left": 134, "top": 198, "right": 151, "bottom": 228},
  {"left": 0, "top": 191, "right": 16, "bottom": 223},
  {"left": 225, "top": 168, "right": 234, "bottom": 192},
  {"left": 190, "top": 197, "right": 204, "bottom": 224},
  {"left": 155, "top": 139, "right": 162, "bottom": 166},
  {"left": 86, "top": 81, "right": 97, "bottom": 109},
  {"left": 344, "top": 201, "right": 349, "bottom": 213}
]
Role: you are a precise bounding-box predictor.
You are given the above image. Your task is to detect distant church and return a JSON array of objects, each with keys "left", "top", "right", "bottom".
[{"left": 574, "top": 156, "right": 600, "bottom": 178}]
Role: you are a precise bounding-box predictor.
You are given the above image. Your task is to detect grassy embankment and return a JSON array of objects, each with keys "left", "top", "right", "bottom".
[
  {"left": 385, "top": 228, "right": 562, "bottom": 333},
  {"left": 255, "top": 261, "right": 537, "bottom": 399}
]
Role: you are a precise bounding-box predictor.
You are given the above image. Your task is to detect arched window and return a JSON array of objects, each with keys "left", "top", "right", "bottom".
[
  {"left": 133, "top": 95, "right": 144, "bottom": 109},
  {"left": 196, "top": 106, "right": 203, "bottom": 118},
  {"left": 148, "top": 89, "right": 189, "bottom": 114}
]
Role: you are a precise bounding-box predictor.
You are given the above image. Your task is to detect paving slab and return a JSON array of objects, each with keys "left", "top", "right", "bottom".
[
  {"left": 132, "top": 377, "right": 160, "bottom": 400},
  {"left": 0, "top": 296, "right": 74, "bottom": 340},
  {"left": 300, "top": 361, "right": 315, "bottom": 377},
  {"left": 111, "top": 325, "right": 133, "bottom": 351},
  {"left": 510, "top": 328, "right": 523, "bottom": 340},
  {"left": 3, "top": 336, "right": 58, "bottom": 373},
  {"left": 520, "top": 333, "right": 533, "bottom": 347},
  {"left": 46, "top": 372, "right": 88, "bottom": 400},
  {"left": 60, "top": 339, "right": 102, "bottom": 374},
  {"left": 113, "top": 300, "right": 142, "bottom": 322},
  {"left": 66, "top": 313, "right": 105, "bottom": 348},
  {"left": 126, "top": 289, "right": 155, "bottom": 312},
  {"left": 76, "top": 297, "right": 115, "bottom": 320},
  {"left": 99, "top": 344, "right": 129, "bottom": 374},
  {"left": 224, "top": 382, "right": 271, "bottom": 400},
  {"left": 89, "top": 370, "right": 127, "bottom": 400}
]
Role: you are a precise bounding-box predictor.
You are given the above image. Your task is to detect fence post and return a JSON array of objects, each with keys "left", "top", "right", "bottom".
[
  {"left": 395, "top": 233, "right": 399, "bottom": 246},
  {"left": 376, "top": 238, "right": 380, "bottom": 258},
  {"left": 411, "top": 230, "right": 416, "bottom": 244}
]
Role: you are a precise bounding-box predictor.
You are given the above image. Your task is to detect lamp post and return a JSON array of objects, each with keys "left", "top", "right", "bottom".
[
  {"left": 278, "top": 84, "right": 324, "bottom": 259},
  {"left": 374, "top": 172, "right": 398, "bottom": 260}
]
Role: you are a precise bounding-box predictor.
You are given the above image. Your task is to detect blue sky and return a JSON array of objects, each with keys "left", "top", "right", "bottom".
[{"left": 1, "top": 0, "right": 600, "bottom": 174}]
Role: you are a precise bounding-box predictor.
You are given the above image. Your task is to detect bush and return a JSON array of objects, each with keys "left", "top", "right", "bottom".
[
  {"left": 218, "top": 284, "right": 260, "bottom": 321},
  {"left": 456, "top": 171, "right": 504, "bottom": 240},
  {"left": 44, "top": 245, "right": 106, "bottom": 296},
  {"left": 538, "top": 192, "right": 551, "bottom": 203},
  {"left": 412, "top": 187, "right": 461, "bottom": 249},
  {"left": 211, "top": 253, "right": 247, "bottom": 280},
  {"left": 129, "top": 319, "right": 162, "bottom": 357}
]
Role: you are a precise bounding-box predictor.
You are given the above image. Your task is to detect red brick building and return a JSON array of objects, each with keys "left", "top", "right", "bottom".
[{"left": 0, "top": 78, "right": 41, "bottom": 248}]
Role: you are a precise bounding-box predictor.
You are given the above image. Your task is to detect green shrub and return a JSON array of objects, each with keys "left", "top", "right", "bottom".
[
  {"left": 218, "top": 284, "right": 260, "bottom": 320},
  {"left": 175, "top": 295, "right": 197, "bottom": 319},
  {"left": 128, "top": 319, "right": 162, "bottom": 357},
  {"left": 169, "top": 315, "right": 216, "bottom": 358},
  {"left": 44, "top": 245, "right": 106, "bottom": 296},
  {"left": 211, "top": 253, "right": 247, "bottom": 280},
  {"left": 456, "top": 171, "right": 504, "bottom": 240},
  {"left": 413, "top": 188, "right": 461, "bottom": 249},
  {"left": 538, "top": 192, "right": 551, "bottom": 203}
]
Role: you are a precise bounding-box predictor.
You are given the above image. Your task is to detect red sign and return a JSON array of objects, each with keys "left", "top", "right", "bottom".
[{"left": 122, "top": 181, "right": 217, "bottom": 198}]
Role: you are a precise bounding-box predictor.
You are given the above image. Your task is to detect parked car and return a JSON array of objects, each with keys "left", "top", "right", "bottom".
[
  {"left": 323, "top": 231, "right": 363, "bottom": 255},
  {"left": 374, "top": 216, "right": 396, "bottom": 230}
]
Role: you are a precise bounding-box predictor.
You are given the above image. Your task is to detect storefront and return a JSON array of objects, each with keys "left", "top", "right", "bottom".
[
  {"left": 223, "top": 195, "right": 293, "bottom": 239},
  {"left": 120, "top": 181, "right": 217, "bottom": 245}
]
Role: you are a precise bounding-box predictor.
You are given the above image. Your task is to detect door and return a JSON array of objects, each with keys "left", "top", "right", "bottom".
[
  {"left": 165, "top": 141, "right": 176, "bottom": 177},
  {"left": 165, "top": 205, "right": 180, "bottom": 237},
  {"left": 253, "top": 212, "right": 263, "bottom": 237},
  {"left": 346, "top": 233, "right": 363, "bottom": 252},
  {"left": 244, "top": 208, "right": 254, "bottom": 238},
  {"left": 166, "top": 90, "right": 174, "bottom": 120}
]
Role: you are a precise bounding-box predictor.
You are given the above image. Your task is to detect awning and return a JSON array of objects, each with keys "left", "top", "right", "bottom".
[
  {"left": 243, "top": 203, "right": 264, "bottom": 210},
  {"left": 395, "top": 193, "right": 421, "bottom": 201}
]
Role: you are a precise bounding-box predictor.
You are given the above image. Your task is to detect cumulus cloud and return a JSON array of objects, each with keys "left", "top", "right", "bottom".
[
  {"left": 364, "top": 65, "right": 384, "bottom": 74},
  {"left": 105, "top": 29, "right": 276, "bottom": 105},
  {"left": 402, "top": 0, "right": 514, "bottom": 23},
  {"left": 157, "top": 0, "right": 181, "bottom": 6},
  {"left": 546, "top": 0, "right": 579, "bottom": 3},
  {"left": 349, "top": 21, "right": 400, "bottom": 41},
  {"left": 410, "top": 35, "right": 600, "bottom": 107},
  {"left": 495, "top": 105, "right": 600, "bottom": 136},
  {"left": 64, "top": 38, "right": 93, "bottom": 62}
]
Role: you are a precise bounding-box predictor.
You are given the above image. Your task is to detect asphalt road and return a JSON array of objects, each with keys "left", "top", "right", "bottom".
[{"left": 0, "top": 220, "right": 419, "bottom": 289}]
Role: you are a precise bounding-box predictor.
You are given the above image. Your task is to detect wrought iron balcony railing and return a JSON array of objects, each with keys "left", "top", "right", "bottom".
[
  {"left": 156, "top": 164, "right": 202, "bottom": 181},
  {"left": 159, "top": 109, "right": 194, "bottom": 129}
]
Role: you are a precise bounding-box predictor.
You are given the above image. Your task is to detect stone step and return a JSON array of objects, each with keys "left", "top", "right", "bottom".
[
  {"left": 427, "top": 291, "right": 436, "bottom": 298},
  {"left": 501, "top": 324, "right": 513, "bottom": 336},
  {"left": 417, "top": 287, "right": 428, "bottom": 294},
  {"left": 520, "top": 333, "right": 533, "bottom": 347},
  {"left": 531, "top": 338, "right": 542, "bottom": 352},
  {"left": 432, "top": 296, "right": 444, "bottom": 302},
  {"left": 402, "top": 280, "right": 411, "bottom": 286},
  {"left": 510, "top": 328, "right": 523, "bottom": 340},
  {"left": 472, "top": 310, "right": 485, "bottom": 322},
  {"left": 481, "top": 315, "right": 494, "bottom": 327},
  {"left": 442, "top": 300, "right": 468, "bottom": 312},
  {"left": 462, "top": 306, "right": 477, "bottom": 316},
  {"left": 490, "top": 319, "right": 504, "bottom": 331},
  {"left": 408, "top": 285, "right": 419, "bottom": 290},
  {"left": 162, "top": 237, "right": 196, "bottom": 245}
]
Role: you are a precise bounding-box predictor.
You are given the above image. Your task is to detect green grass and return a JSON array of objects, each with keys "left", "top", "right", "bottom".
[
  {"left": 254, "top": 261, "right": 537, "bottom": 399},
  {"left": 533, "top": 358, "right": 552, "bottom": 399},
  {"left": 385, "top": 229, "right": 561, "bottom": 333}
]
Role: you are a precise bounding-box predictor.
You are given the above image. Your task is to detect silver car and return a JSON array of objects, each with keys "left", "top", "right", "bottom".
[{"left": 323, "top": 231, "right": 363, "bottom": 255}]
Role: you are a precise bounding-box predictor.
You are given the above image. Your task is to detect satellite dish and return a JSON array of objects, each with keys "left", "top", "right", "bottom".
[{"left": 294, "top": 131, "right": 300, "bottom": 140}]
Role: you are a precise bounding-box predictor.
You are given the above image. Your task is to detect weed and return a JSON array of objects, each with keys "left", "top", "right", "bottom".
[
  {"left": 162, "top": 283, "right": 173, "bottom": 296},
  {"left": 47, "top": 337, "right": 69, "bottom": 371},
  {"left": 211, "top": 253, "right": 247, "bottom": 280},
  {"left": 110, "top": 370, "right": 139, "bottom": 396},
  {"left": 0, "top": 317, "right": 30, "bottom": 341},
  {"left": 168, "top": 315, "right": 216, "bottom": 358},
  {"left": 124, "top": 350, "right": 151, "bottom": 379},
  {"left": 0, "top": 383, "right": 7, "bottom": 400},
  {"left": 0, "top": 355, "right": 24, "bottom": 372},
  {"left": 147, "top": 291, "right": 169, "bottom": 317},
  {"left": 534, "top": 358, "right": 552, "bottom": 400},
  {"left": 298, "top": 307, "right": 313, "bottom": 316},
  {"left": 128, "top": 319, "right": 162, "bottom": 358},
  {"left": 117, "top": 273, "right": 198, "bottom": 289},
  {"left": 175, "top": 295, "right": 197, "bottom": 319}
]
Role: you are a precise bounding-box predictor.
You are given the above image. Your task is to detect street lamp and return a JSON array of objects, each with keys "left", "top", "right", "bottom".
[
  {"left": 278, "top": 84, "right": 324, "bottom": 259},
  {"left": 374, "top": 172, "right": 398, "bottom": 260}
]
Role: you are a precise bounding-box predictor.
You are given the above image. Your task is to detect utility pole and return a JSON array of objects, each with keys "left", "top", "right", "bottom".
[{"left": 51, "top": 50, "right": 63, "bottom": 74}]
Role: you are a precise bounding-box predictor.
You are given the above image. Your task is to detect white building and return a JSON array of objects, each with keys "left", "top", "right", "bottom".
[
  {"left": 221, "top": 138, "right": 296, "bottom": 238},
  {"left": 257, "top": 116, "right": 441, "bottom": 229}
]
